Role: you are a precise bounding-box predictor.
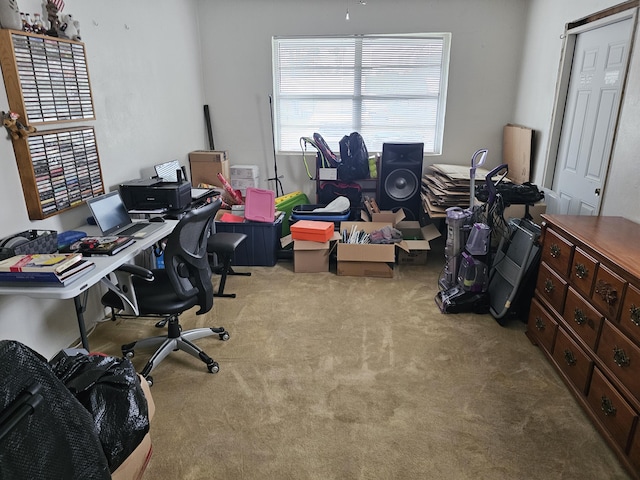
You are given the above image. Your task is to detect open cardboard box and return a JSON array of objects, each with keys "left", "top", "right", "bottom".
[
  {"left": 111, "top": 376, "right": 156, "bottom": 480},
  {"left": 337, "top": 221, "right": 409, "bottom": 278},
  {"left": 395, "top": 222, "right": 441, "bottom": 265},
  {"left": 281, "top": 232, "right": 340, "bottom": 273}
]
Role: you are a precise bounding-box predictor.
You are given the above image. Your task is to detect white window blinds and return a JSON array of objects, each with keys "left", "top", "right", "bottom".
[{"left": 272, "top": 33, "right": 451, "bottom": 154}]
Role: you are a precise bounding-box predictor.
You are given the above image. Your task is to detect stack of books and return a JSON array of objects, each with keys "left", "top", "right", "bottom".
[
  {"left": 59, "top": 236, "right": 135, "bottom": 256},
  {"left": 0, "top": 253, "right": 96, "bottom": 287}
]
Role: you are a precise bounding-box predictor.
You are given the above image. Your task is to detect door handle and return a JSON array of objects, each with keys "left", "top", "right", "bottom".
[{"left": 595, "top": 188, "right": 601, "bottom": 196}]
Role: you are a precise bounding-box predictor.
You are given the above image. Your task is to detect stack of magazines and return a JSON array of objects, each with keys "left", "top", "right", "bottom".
[{"left": 0, "top": 253, "right": 95, "bottom": 287}]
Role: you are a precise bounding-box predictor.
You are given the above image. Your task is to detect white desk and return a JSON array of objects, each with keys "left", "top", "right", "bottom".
[{"left": 0, "top": 220, "right": 177, "bottom": 349}]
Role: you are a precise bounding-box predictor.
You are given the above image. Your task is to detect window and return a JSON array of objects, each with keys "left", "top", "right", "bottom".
[{"left": 272, "top": 33, "right": 451, "bottom": 155}]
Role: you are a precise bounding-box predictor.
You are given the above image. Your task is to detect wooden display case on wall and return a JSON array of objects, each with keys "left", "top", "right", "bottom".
[{"left": 0, "top": 29, "right": 102, "bottom": 219}]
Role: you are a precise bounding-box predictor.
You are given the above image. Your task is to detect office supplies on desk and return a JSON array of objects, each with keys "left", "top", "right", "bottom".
[
  {"left": 59, "top": 236, "right": 135, "bottom": 256},
  {"left": 86, "top": 191, "right": 164, "bottom": 238}
]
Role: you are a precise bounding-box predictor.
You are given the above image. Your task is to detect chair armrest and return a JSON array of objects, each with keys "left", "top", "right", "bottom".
[{"left": 115, "top": 263, "right": 154, "bottom": 280}]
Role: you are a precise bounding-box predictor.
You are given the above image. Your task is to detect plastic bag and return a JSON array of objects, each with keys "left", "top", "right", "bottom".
[
  {"left": 0, "top": 340, "right": 111, "bottom": 479},
  {"left": 49, "top": 353, "right": 150, "bottom": 473}
]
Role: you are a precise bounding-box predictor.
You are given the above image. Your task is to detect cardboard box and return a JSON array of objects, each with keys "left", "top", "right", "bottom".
[
  {"left": 293, "top": 240, "right": 331, "bottom": 273},
  {"left": 336, "top": 221, "right": 404, "bottom": 278},
  {"left": 189, "top": 151, "right": 230, "bottom": 188},
  {"left": 290, "top": 220, "right": 334, "bottom": 242},
  {"left": 362, "top": 209, "right": 406, "bottom": 225},
  {"left": 503, "top": 124, "right": 533, "bottom": 184},
  {"left": 395, "top": 222, "right": 441, "bottom": 265},
  {"left": 111, "top": 376, "right": 155, "bottom": 480}
]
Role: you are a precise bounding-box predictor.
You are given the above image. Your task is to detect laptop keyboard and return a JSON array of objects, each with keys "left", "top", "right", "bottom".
[{"left": 118, "top": 223, "right": 148, "bottom": 236}]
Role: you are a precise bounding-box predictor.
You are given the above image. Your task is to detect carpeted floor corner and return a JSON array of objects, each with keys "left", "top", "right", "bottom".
[{"left": 88, "top": 241, "right": 631, "bottom": 480}]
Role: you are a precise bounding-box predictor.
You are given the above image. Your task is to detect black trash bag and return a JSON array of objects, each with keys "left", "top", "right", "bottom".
[
  {"left": 0, "top": 340, "right": 111, "bottom": 480},
  {"left": 49, "top": 353, "right": 150, "bottom": 473},
  {"left": 338, "top": 132, "right": 370, "bottom": 182}
]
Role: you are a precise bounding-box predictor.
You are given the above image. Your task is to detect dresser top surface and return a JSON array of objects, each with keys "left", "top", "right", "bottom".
[{"left": 542, "top": 214, "right": 640, "bottom": 281}]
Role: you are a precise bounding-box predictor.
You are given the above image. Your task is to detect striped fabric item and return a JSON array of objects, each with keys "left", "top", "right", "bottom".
[{"left": 50, "top": 0, "right": 65, "bottom": 11}]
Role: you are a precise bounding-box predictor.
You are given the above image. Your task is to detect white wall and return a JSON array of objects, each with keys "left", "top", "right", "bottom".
[
  {"left": 512, "top": 0, "right": 640, "bottom": 222},
  {"left": 0, "top": 0, "right": 207, "bottom": 358},
  {"left": 196, "top": 0, "right": 529, "bottom": 202}
]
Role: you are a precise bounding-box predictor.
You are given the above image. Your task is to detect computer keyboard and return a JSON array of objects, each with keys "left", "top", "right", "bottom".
[{"left": 118, "top": 223, "right": 148, "bottom": 236}]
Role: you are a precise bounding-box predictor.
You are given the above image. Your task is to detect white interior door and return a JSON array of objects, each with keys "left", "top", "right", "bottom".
[{"left": 552, "top": 16, "right": 634, "bottom": 215}]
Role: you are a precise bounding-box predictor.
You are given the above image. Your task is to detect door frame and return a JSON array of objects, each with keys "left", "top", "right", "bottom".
[{"left": 541, "top": 1, "right": 639, "bottom": 204}]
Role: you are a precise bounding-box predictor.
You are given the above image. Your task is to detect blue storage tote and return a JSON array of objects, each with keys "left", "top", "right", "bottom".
[{"left": 214, "top": 215, "right": 283, "bottom": 266}]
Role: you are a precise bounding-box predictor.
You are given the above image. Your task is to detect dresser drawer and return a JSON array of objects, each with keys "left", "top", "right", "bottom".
[
  {"left": 571, "top": 247, "right": 598, "bottom": 298},
  {"left": 597, "top": 321, "right": 640, "bottom": 401},
  {"left": 563, "top": 287, "right": 604, "bottom": 351},
  {"left": 536, "top": 262, "right": 568, "bottom": 314},
  {"left": 627, "top": 421, "right": 640, "bottom": 472},
  {"left": 620, "top": 284, "right": 640, "bottom": 346},
  {"left": 528, "top": 297, "right": 558, "bottom": 354},
  {"left": 553, "top": 327, "right": 593, "bottom": 394},
  {"left": 592, "top": 264, "right": 627, "bottom": 320},
  {"left": 587, "top": 367, "right": 637, "bottom": 452},
  {"left": 541, "top": 227, "right": 574, "bottom": 278}
]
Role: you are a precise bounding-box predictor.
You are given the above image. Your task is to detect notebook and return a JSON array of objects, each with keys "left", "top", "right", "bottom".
[
  {"left": 154, "top": 160, "right": 219, "bottom": 200},
  {"left": 86, "top": 191, "right": 164, "bottom": 238}
]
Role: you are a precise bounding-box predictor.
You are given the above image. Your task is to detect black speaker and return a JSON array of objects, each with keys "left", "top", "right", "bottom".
[{"left": 379, "top": 143, "right": 424, "bottom": 221}]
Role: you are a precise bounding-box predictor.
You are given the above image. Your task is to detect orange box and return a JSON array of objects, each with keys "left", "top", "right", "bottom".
[{"left": 290, "top": 220, "right": 334, "bottom": 242}]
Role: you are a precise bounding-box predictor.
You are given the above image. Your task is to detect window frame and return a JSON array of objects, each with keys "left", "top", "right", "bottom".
[{"left": 271, "top": 32, "right": 452, "bottom": 155}]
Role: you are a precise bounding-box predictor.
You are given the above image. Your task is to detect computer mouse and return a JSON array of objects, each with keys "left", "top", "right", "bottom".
[{"left": 149, "top": 217, "right": 165, "bottom": 223}]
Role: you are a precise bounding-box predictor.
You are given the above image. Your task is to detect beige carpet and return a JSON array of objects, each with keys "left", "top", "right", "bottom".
[{"left": 88, "top": 238, "right": 631, "bottom": 480}]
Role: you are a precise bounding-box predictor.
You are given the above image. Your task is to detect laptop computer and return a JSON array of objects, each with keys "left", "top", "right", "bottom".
[
  {"left": 154, "top": 160, "right": 219, "bottom": 201},
  {"left": 86, "top": 191, "right": 164, "bottom": 238}
]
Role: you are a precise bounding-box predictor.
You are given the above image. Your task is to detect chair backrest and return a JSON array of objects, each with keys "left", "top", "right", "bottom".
[{"left": 163, "top": 199, "right": 222, "bottom": 314}]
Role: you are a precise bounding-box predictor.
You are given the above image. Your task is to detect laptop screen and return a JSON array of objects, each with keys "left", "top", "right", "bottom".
[
  {"left": 86, "top": 191, "right": 132, "bottom": 235},
  {"left": 154, "top": 160, "right": 181, "bottom": 182}
]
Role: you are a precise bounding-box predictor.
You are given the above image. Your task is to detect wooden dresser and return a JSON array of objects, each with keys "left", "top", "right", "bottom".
[{"left": 527, "top": 215, "right": 640, "bottom": 478}]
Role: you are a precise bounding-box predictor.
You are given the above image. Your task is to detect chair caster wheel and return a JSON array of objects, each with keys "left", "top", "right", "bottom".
[
  {"left": 123, "top": 349, "right": 134, "bottom": 359},
  {"left": 220, "top": 332, "right": 230, "bottom": 341},
  {"left": 207, "top": 361, "right": 219, "bottom": 374}
]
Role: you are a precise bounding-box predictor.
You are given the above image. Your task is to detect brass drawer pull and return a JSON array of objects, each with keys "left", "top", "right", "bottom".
[
  {"left": 601, "top": 396, "right": 617, "bottom": 417},
  {"left": 550, "top": 243, "right": 561, "bottom": 258},
  {"left": 595, "top": 280, "right": 617, "bottom": 307},
  {"left": 575, "top": 263, "right": 588, "bottom": 279},
  {"left": 535, "top": 316, "right": 545, "bottom": 331},
  {"left": 544, "top": 279, "right": 554, "bottom": 294},
  {"left": 630, "top": 304, "right": 640, "bottom": 326},
  {"left": 573, "top": 308, "right": 587, "bottom": 325},
  {"left": 564, "top": 349, "right": 577, "bottom": 366},
  {"left": 613, "top": 346, "right": 630, "bottom": 367}
]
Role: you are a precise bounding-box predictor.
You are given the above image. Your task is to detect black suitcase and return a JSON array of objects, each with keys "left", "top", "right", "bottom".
[{"left": 0, "top": 340, "right": 110, "bottom": 480}]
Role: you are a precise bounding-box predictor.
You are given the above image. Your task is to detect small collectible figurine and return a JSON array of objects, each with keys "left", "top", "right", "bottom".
[{"left": 2, "top": 111, "right": 37, "bottom": 140}]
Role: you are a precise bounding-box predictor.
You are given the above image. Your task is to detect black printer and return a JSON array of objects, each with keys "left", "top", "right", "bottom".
[{"left": 119, "top": 178, "right": 192, "bottom": 211}]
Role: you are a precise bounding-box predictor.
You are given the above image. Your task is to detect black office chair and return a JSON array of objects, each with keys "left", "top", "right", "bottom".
[
  {"left": 207, "top": 232, "right": 251, "bottom": 298},
  {"left": 100, "top": 199, "right": 229, "bottom": 385}
]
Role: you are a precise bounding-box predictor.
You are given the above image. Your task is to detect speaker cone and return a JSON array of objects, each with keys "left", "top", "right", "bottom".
[{"left": 384, "top": 169, "right": 419, "bottom": 201}]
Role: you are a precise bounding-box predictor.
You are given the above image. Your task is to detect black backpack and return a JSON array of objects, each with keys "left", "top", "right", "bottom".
[{"left": 338, "top": 132, "right": 370, "bottom": 182}]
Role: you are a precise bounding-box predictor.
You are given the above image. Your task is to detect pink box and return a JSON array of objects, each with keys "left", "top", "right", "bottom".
[{"left": 244, "top": 187, "right": 275, "bottom": 222}]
